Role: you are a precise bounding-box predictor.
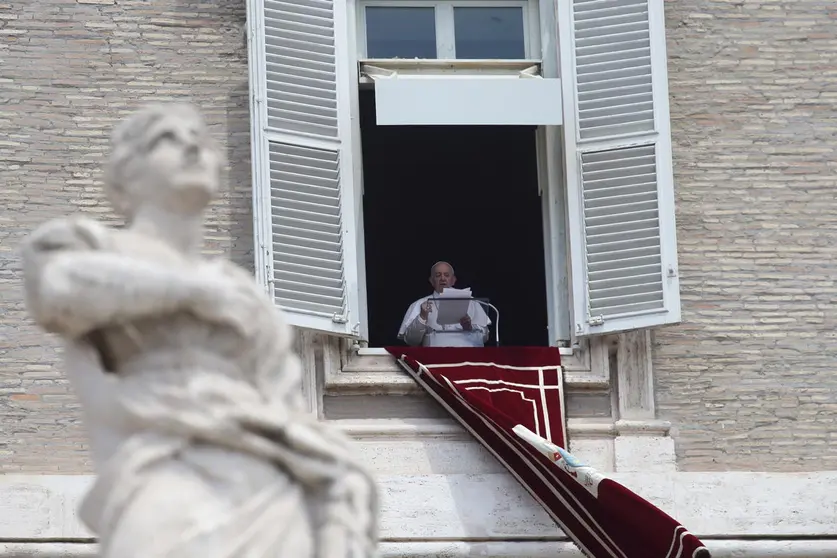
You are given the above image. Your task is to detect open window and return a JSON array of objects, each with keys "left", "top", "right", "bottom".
[
  {"left": 247, "top": 0, "right": 682, "bottom": 346},
  {"left": 359, "top": 89, "right": 551, "bottom": 347}
]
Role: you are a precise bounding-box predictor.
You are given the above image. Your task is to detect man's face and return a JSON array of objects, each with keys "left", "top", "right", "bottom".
[{"left": 430, "top": 263, "right": 456, "bottom": 292}]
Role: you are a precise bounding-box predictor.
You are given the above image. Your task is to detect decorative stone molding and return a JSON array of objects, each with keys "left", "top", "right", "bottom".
[
  {"left": 2, "top": 472, "right": 836, "bottom": 558},
  {"left": 3, "top": 541, "right": 837, "bottom": 558},
  {"left": 611, "top": 329, "right": 676, "bottom": 472},
  {"left": 322, "top": 336, "right": 611, "bottom": 396}
]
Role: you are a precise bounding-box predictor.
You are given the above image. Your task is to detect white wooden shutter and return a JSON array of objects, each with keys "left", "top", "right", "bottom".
[
  {"left": 558, "top": 0, "right": 681, "bottom": 337},
  {"left": 248, "top": 0, "right": 364, "bottom": 337}
]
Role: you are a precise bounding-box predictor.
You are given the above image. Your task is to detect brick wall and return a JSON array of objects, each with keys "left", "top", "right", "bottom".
[
  {"left": 2, "top": 0, "right": 835, "bottom": 473},
  {"left": 0, "top": 0, "right": 252, "bottom": 472},
  {"left": 654, "top": 0, "right": 837, "bottom": 471}
]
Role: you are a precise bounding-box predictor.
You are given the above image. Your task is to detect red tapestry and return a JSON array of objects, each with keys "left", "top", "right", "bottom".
[{"left": 387, "top": 346, "right": 711, "bottom": 558}]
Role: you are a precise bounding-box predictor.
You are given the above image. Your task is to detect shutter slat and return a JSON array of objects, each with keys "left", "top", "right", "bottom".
[
  {"left": 577, "top": 37, "right": 649, "bottom": 59},
  {"left": 584, "top": 225, "right": 659, "bottom": 244},
  {"left": 576, "top": 50, "right": 651, "bottom": 74},
  {"left": 270, "top": 165, "right": 338, "bottom": 186},
  {"left": 586, "top": 234, "right": 660, "bottom": 255},
  {"left": 275, "top": 269, "right": 343, "bottom": 290},
  {"left": 585, "top": 206, "right": 658, "bottom": 224},
  {"left": 572, "top": 0, "right": 654, "bottom": 141},
  {"left": 269, "top": 169, "right": 338, "bottom": 191},
  {"left": 588, "top": 254, "right": 661, "bottom": 274},
  {"left": 275, "top": 279, "right": 344, "bottom": 299},
  {"left": 273, "top": 194, "right": 339, "bottom": 213},
  {"left": 579, "top": 101, "right": 654, "bottom": 122},
  {"left": 273, "top": 231, "right": 341, "bottom": 253},
  {"left": 274, "top": 244, "right": 341, "bottom": 265},
  {"left": 582, "top": 144, "right": 665, "bottom": 318},
  {"left": 273, "top": 207, "right": 340, "bottom": 228},
  {"left": 274, "top": 251, "right": 342, "bottom": 273},
  {"left": 269, "top": 140, "right": 347, "bottom": 318},
  {"left": 585, "top": 218, "right": 659, "bottom": 238},
  {"left": 577, "top": 64, "right": 651, "bottom": 85},
  {"left": 590, "top": 298, "right": 665, "bottom": 316},
  {"left": 275, "top": 295, "right": 343, "bottom": 318},
  {"left": 265, "top": 39, "right": 333, "bottom": 60},
  {"left": 588, "top": 269, "right": 661, "bottom": 290},
  {"left": 585, "top": 189, "right": 656, "bottom": 208},
  {"left": 268, "top": 104, "right": 338, "bottom": 129},
  {"left": 263, "top": 0, "right": 338, "bottom": 139},
  {"left": 274, "top": 180, "right": 337, "bottom": 198},
  {"left": 265, "top": 56, "right": 336, "bottom": 82},
  {"left": 578, "top": 74, "right": 650, "bottom": 94},
  {"left": 268, "top": 117, "right": 338, "bottom": 138},
  {"left": 583, "top": 170, "right": 656, "bottom": 188},
  {"left": 575, "top": 22, "right": 648, "bottom": 42},
  {"left": 587, "top": 244, "right": 660, "bottom": 263},
  {"left": 275, "top": 224, "right": 336, "bottom": 245},
  {"left": 264, "top": 13, "right": 334, "bottom": 39},
  {"left": 579, "top": 109, "right": 654, "bottom": 130},
  {"left": 267, "top": 91, "right": 336, "bottom": 113},
  {"left": 265, "top": 0, "right": 333, "bottom": 18},
  {"left": 590, "top": 280, "right": 662, "bottom": 300},
  {"left": 586, "top": 200, "right": 658, "bottom": 219},
  {"left": 574, "top": 0, "right": 649, "bottom": 21},
  {"left": 577, "top": 120, "right": 655, "bottom": 140},
  {"left": 578, "top": 88, "right": 652, "bottom": 110}
]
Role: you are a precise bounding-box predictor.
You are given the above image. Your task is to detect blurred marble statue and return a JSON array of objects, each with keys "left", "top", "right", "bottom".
[{"left": 21, "top": 104, "right": 378, "bottom": 558}]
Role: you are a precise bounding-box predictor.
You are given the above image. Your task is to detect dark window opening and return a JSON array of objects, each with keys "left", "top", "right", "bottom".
[{"left": 359, "top": 89, "right": 549, "bottom": 347}]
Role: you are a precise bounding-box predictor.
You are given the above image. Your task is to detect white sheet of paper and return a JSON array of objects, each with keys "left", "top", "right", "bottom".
[{"left": 434, "top": 287, "right": 472, "bottom": 326}]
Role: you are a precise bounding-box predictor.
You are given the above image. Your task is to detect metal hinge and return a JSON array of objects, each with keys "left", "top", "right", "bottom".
[
  {"left": 332, "top": 314, "right": 348, "bottom": 324},
  {"left": 588, "top": 315, "right": 604, "bottom": 327}
]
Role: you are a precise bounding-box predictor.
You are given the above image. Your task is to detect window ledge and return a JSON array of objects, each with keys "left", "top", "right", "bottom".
[
  {"left": 325, "top": 340, "right": 610, "bottom": 396},
  {"left": 355, "top": 347, "right": 574, "bottom": 357},
  {"left": 332, "top": 417, "right": 624, "bottom": 440}
]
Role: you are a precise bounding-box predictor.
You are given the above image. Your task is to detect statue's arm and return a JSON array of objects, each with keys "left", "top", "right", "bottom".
[
  {"left": 21, "top": 219, "right": 230, "bottom": 338},
  {"left": 28, "top": 252, "right": 220, "bottom": 337}
]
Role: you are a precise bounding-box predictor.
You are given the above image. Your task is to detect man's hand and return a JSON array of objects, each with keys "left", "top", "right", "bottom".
[
  {"left": 460, "top": 315, "right": 473, "bottom": 331},
  {"left": 419, "top": 301, "right": 433, "bottom": 321}
]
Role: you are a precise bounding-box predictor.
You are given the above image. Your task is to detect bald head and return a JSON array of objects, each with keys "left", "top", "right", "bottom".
[{"left": 429, "top": 261, "right": 456, "bottom": 293}]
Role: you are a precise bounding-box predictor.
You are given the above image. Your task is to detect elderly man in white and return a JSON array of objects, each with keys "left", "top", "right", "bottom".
[{"left": 398, "top": 261, "right": 491, "bottom": 347}]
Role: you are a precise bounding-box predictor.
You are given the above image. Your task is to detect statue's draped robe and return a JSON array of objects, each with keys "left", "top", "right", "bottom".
[{"left": 78, "top": 346, "right": 377, "bottom": 558}]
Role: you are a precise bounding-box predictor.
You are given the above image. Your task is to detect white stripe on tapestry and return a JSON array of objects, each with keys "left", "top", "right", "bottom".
[
  {"left": 538, "top": 368, "right": 553, "bottom": 443},
  {"left": 458, "top": 384, "right": 541, "bottom": 438},
  {"left": 425, "top": 361, "right": 563, "bottom": 372},
  {"left": 417, "top": 363, "right": 626, "bottom": 558},
  {"left": 453, "top": 379, "right": 561, "bottom": 390}
]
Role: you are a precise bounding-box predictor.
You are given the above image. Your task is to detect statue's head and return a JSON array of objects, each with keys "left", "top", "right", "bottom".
[{"left": 104, "top": 104, "right": 225, "bottom": 219}]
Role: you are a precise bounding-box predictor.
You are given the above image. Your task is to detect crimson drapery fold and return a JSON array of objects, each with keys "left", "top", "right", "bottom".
[{"left": 387, "top": 346, "right": 710, "bottom": 558}]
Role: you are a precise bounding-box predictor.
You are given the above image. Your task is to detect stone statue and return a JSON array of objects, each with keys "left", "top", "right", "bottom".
[{"left": 21, "top": 104, "right": 378, "bottom": 558}]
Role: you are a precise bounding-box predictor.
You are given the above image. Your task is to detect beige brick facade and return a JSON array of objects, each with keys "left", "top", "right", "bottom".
[
  {"left": 0, "top": 0, "right": 252, "bottom": 472},
  {"left": 654, "top": 0, "right": 837, "bottom": 471},
  {"left": 0, "top": 0, "right": 835, "bottom": 474}
]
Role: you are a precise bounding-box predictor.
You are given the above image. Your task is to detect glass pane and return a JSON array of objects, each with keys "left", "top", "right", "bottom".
[
  {"left": 365, "top": 7, "right": 437, "bottom": 59},
  {"left": 453, "top": 7, "right": 526, "bottom": 59}
]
